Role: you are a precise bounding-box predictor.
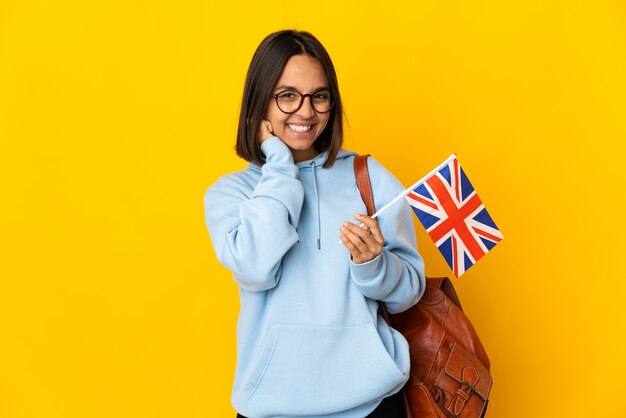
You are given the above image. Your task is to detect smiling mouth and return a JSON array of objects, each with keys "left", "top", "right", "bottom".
[{"left": 287, "top": 123, "right": 313, "bottom": 132}]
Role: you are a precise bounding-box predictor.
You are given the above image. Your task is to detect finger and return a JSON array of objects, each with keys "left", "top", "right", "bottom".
[
  {"left": 258, "top": 120, "right": 274, "bottom": 143},
  {"left": 340, "top": 226, "right": 380, "bottom": 264},
  {"left": 354, "top": 214, "right": 384, "bottom": 244},
  {"left": 341, "top": 223, "right": 371, "bottom": 253},
  {"left": 340, "top": 228, "right": 368, "bottom": 263},
  {"left": 339, "top": 228, "right": 360, "bottom": 256},
  {"left": 345, "top": 220, "right": 384, "bottom": 258},
  {"left": 343, "top": 221, "right": 378, "bottom": 248}
]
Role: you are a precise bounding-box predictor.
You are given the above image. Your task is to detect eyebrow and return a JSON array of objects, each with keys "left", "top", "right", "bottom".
[{"left": 274, "top": 85, "right": 330, "bottom": 92}]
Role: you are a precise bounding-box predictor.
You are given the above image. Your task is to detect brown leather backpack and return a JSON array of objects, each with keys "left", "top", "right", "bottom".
[{"left": 354, "top": 155, "right": 493, "bottom": 418}]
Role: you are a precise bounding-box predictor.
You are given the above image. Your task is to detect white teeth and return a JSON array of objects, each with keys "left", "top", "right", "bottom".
[{"left": 287, "top": 124, "right": 312, "bottom": 132}]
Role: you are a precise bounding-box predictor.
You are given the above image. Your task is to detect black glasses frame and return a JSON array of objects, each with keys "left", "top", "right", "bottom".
[{"left": 270, "top": 90, "right": 335, "bottom": 114}]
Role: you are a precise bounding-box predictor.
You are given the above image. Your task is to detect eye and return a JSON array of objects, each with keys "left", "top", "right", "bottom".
[
  {"left": 277, "top": 91, "right": 299, "bottom": 100},
  {"left": 312, "top": 91, "right": 330, "bottom": 101}
]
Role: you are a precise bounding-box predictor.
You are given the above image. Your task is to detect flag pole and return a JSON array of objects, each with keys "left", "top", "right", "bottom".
[{"left": 369, "top": 153, "right": 457, "bottom": 220}]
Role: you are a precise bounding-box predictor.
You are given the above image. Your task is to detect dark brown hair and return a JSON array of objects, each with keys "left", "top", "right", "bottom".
[{"left": 236, "top": 30, "right": 344, "bottom": 168}]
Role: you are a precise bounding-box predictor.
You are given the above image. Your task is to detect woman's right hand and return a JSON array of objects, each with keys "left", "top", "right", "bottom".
[{"left": 258, "top": 120, "right": 275, "bottom": 143}]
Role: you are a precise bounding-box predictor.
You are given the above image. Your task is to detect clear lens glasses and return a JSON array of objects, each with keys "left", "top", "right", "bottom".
[{"left": 271, "top": 90, "right": 334, "bottom": 114}]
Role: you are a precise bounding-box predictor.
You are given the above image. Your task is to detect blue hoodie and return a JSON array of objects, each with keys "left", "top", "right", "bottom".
[{"left": 204, "top": 137, "right": 425, "bottom": 418}]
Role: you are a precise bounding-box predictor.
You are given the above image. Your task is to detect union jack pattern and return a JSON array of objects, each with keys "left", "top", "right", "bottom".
[{"left": 405, "top": 156, "right": 503, "bottom": 277}]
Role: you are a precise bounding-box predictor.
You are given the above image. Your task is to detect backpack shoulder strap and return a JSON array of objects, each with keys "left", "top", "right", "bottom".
[
  {"left": 354, "top": 155, "right": 376, "bottom": 216},
  {"left": 353, "top": 154, "right": 393, "bottom": 324}
]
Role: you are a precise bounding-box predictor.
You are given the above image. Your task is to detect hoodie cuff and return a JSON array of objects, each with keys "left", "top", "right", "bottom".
[
  {"left": 349, "top": 252, "right": 383, "bottom": 283},
  {"left": 260, "top": 136, "right": 294, "bottom": 164}
]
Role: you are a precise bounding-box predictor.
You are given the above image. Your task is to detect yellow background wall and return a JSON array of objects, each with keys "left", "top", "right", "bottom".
[{"left": 1, "top": 1, "right": 625, "bottom": 417}]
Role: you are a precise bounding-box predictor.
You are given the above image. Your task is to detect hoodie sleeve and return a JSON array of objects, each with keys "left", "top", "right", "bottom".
[
  {"left": 203, "top": 137, "right": 304, "bottom": 292},
  {"left": 348, "top": 157, "right": 426, "bottom": 314}
]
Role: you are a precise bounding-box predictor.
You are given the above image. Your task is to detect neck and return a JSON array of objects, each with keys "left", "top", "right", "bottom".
[{"left": 292, "top": 148, "right": 319, "bottom": 163}]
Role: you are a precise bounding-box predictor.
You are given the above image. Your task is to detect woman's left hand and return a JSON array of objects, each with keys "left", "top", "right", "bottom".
[{"left": 340, "top": 214, "right": 384, "bottom": 264}]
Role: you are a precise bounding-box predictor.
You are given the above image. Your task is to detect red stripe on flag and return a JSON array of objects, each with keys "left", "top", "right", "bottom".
[
  {"left": 473, "top": 226, "right": 502, "bottom": 243},
  {"left": 426, "top": 174, "right": 486, "bottom": 262},
  {"left": 407, "top": 191, "right": 438, "bottom": 211}
]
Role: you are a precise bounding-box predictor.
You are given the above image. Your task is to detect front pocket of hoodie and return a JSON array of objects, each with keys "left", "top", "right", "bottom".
[{"left": 245, "top": 322, "right": 406, "bottom": 416}]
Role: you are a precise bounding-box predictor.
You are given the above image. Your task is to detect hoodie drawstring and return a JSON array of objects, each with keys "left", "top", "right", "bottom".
[{"left": 311, "top": 161, "right": 321, "bottom": 250}]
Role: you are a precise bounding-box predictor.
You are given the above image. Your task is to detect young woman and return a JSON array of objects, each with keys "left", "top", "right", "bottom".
[{"left": 204, "top": 30, "right": 425, "bottom": 418}]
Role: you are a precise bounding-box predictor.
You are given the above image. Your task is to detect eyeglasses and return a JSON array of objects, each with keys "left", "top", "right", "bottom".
[{"left": 270, "top": 90, "right": 334, "bottom": 114}]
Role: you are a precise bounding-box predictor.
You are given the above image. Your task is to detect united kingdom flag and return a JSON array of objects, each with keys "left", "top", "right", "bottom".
[{"left": 405, "top": 155, "right": 503, "bottom": 277}]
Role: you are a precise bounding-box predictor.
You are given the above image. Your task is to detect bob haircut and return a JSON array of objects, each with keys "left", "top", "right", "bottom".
[{"left": 236, "top": 30, "right": 344, "bottom": 169}]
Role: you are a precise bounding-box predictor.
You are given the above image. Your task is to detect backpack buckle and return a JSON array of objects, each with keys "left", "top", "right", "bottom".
[{"left": 459, "top": 380, "right": 476, "bottom": 396}]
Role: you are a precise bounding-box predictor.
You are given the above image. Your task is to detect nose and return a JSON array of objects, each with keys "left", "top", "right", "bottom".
[{"left": 295, "top": 95, "right": 316, "bottom": 118}]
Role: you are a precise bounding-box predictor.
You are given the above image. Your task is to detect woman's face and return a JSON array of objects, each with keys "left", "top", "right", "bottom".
[{"left": 265, "top": 55, "right": 331, "bottom": 163}]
